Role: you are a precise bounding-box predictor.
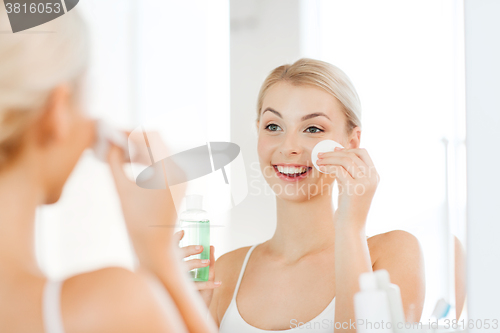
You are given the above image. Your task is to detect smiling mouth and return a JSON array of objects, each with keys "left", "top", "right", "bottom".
[{"left": 272, "top": 165, "right": 313, "bottom": 179}]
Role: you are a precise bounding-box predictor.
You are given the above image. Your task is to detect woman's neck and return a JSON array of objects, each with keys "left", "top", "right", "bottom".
[
  {"left": 0, "top": 162, "right": 44, "bottom": 278},
  {"left": 267, "top": 193, "right": 336, "bottom": 263}
]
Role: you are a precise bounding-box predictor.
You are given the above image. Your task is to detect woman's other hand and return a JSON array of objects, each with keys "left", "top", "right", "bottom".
[
  {"left": 316, "top": 147, "right": 380, "bottom": 227},
  {"left": 174, "top": 230, "right": 222, "bottom": 307},
  {"left": 107, "top": 134, "right": 186, "bottom": 274}
]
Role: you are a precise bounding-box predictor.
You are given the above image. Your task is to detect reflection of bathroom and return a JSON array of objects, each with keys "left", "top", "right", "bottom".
[
  {"left": 229, "top": 0, "right": 469, "bottom": 325},
  {"left": 28, "top": 0, "right": 499, "bottom": 332}
]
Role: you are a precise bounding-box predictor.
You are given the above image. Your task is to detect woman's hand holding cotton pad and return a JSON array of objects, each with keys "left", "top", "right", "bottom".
[
  {"left": 92, "top": 119, "right": 134, "bottom": 162},
  {"left": 311, "top": 139, "right": 345, "bottom": 174}
]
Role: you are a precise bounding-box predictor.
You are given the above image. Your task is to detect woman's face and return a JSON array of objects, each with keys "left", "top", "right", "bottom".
[
  {"left": 257, "top": 82, "right": 354, "bottom": 202},
  {"left": 30, "top": 84, "right": 95, "bottom": 204}
]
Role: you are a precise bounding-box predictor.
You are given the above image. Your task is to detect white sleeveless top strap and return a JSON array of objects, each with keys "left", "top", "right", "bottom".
[
  {"left": 219, "top": 244, "right": 336, "bottom": 332},
  {"left": 43, "top": 279, "right": 66, "bottom": 333},
  {"left": 231, "top": 244, "right": 258, "bottom": 301}
]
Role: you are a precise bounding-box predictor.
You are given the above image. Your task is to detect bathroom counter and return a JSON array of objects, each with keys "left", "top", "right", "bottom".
[{"left": 403, "top": 324, "right": 467, "bottom": 333}]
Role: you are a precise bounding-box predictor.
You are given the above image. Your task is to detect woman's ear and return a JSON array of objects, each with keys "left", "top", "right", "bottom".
[
  {"left": 347, "top": 126, "right": 361, "bottom": 149},
  {"left": 35, "top": 84, "right": 72, "bottom": 147}
]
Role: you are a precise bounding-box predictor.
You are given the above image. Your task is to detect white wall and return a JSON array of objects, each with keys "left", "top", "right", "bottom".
[
  {"left": 228, "top": 0, "right": 302, "bottom": 252},
  {"left": 133, "top": 0, "right": 231, "bottom": 259},
  {"left": 464, "top": 0, "right": 500, "bottom": 330}
]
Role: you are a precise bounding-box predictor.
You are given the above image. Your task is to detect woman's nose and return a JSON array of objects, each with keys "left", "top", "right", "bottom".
[{"left": 280, "top": 133, "right": 303, "bottom": 156}]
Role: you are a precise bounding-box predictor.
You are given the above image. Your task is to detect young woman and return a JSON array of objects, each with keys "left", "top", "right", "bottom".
[
  {"left": 0, "top": 7, "right": 217, "bottom": 333},
  {"left": 209, "top": 58, "right": 427, "bottom": 332}
]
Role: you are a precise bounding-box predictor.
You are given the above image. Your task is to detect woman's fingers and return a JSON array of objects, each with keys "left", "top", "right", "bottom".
[
  {"left": 208, "top": 245, "right": 215, "bottom": 281},
  {"left": 317, "top": 148, "right": 364, "bottom": 179},
  {"left": 107, "top": 144, "right": 129, "bottom": 187},
  {"left": 324, "top": 165, "right": 353, "bottom": 185},
  {"left": 194, "top": 280, "right": 222, "bottom": 291},
  {"left": 196, "top": 246, "right": 221, "bottom": 290},
  {"left": 174, "top": 230, "right": 185, "bottom": 243},
  {"left": 317, "top": 148, "right": 380, "bottom": 199},
  {"left": 183, "top": 245, "right": 221, "bottom": 289},
  {"left": 337, "top": 148, "right": 379, "bottom": 184},
  {"left": 352, "top": 148, "right": 380, "bottom": 184},
  {"left": 353, "top": 147, "right": 375, "bottom": 167},
  {"left": 186, "top": 258, "right": 210, "bottom": 271},
  {"left": 180, "top": 244, "right": 204, "bottom": 258},
  {"left": 316, "top": 147, "right": 381, "bottom": 194}
]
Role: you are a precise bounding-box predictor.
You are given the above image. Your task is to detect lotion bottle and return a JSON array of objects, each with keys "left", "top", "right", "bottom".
[
  {"left": 375, "top": 269, "right": 406, "bottom": 333},
  {"left": 179, "top": 194, "right": 210, "bottom": 281},
  {"left": 354, "top": 271, "right": 394, "bottom": 333}
]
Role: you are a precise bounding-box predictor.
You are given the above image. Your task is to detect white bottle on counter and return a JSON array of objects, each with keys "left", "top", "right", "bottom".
[
  {"left": 375, "top": 269, "right": 406, "bottom": 333},
  {"left": 354, "top": 271, "right": 394, "bottom": 333}
]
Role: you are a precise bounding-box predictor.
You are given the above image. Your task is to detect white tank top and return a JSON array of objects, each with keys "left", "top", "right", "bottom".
[
  {"left": 43, "top": 279, "right": 66, "bottom": 333},
  {"left": 219, "top": 244, "right": 336, "bottom": 332}
]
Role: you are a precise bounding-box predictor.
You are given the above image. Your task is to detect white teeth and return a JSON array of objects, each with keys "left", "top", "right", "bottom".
[{"left": 276, "top": 165, "right": 308, "bottom": 175}]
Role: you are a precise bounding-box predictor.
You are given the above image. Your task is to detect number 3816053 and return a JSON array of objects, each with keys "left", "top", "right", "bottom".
[{"left": 5, "top": 2, "right": 62, "bottom": 14}]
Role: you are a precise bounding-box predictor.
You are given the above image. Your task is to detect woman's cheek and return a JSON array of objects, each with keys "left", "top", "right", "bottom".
[
  {"left": 257, "top": 136, "right": 272, "bottom": 159},
  {"left": 319, "top": 173, "right": 337, "bottom": 190}
]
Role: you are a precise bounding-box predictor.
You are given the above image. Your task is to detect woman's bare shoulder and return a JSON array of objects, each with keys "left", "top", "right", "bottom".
[
  {"left": 367, "top": 230, "right": 421, "bottom": 265},
  {"left": 215, "top": 245, "right": 254, "bottom": 277},
  {"left": 61, "top": 266, "right": 186, "bottom": 333},
  {"left": 367, "top": 230, "right": 425, "bottom": 321}
]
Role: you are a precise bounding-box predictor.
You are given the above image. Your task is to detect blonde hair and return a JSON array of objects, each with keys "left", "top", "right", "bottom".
[
  {"left": 256, "top": 58, "right": 362, "bottom": 135},
  {"left": 0, "top": 6, "right": 89, "bottom": 169}
]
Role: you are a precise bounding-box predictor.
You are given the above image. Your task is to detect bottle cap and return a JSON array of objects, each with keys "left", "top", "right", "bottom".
[
  {"left": 431, "top": 298, "right": 451, "bottom": 319},
  {"left": 374, "top": 269, "right": 391, "bottom": 289},
  {"left": 186, "top": 194, "right": 203, "bottom": 210},
  {"left": 359, "top": 272, "right": 378, "bottom": 291},
  {"left": 311, "top": 140, "right": 345, "bottom": 174}
]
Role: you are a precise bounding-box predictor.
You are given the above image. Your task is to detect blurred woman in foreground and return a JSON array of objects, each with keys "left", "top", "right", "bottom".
[{"left": 0, "top": 6, "right": 217, "bottom": 333}]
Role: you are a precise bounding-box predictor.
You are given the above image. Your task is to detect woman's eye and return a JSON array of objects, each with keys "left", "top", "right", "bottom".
[
  {"left": 265, "top": 123, "right": 281, "bottom": 131},
  {"left": 305, "top": 126, "right": 323, "bottom": 133}
]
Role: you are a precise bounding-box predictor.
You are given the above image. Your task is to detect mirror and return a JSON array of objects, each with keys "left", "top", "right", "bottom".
[
  {"left": 29, "top": 0, "right": 475, "bottom": 330},
  {"left": 228, "top": 0, "right": 467, "bottom": 326}
]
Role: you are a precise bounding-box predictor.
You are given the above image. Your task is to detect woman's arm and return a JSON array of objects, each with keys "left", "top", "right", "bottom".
[
  {"left": 139, "top": 250, "right": 218, "bottom": 333},
  {"left": 317, "top": 146, "right": 380, "bottom": 332},
  {"left": 334, "top": 224, "right": 373, "bottom": 331},
  {"left": 107, "top": 143, "right": 218, "bottom": 333}
]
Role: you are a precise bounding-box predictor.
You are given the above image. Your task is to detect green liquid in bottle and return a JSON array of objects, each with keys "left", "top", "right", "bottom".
[
  {"left": 181, "top": 220, "right": 210, "bottom": 281},
  {"left": 179, "top": 195, "right": 210, "bottom": 282}
]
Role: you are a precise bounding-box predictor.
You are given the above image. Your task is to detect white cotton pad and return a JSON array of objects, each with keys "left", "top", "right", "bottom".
[
  {"left": 92, "top": 119, "right": 133, "bottom": 162},
  {"left": 311, "top": 139, "right": 345, "bottom": 174}
]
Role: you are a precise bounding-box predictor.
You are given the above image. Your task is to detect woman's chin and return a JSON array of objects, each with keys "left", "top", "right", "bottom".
[
  {"left": 274, "top": 193, "right": 308, "bottom": 202},
  {"left": 44, "top": 188, "right": 63, "bottom": 205},
  {"left": 263, "top": 173, "right": 336, "bottom": 201}
]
